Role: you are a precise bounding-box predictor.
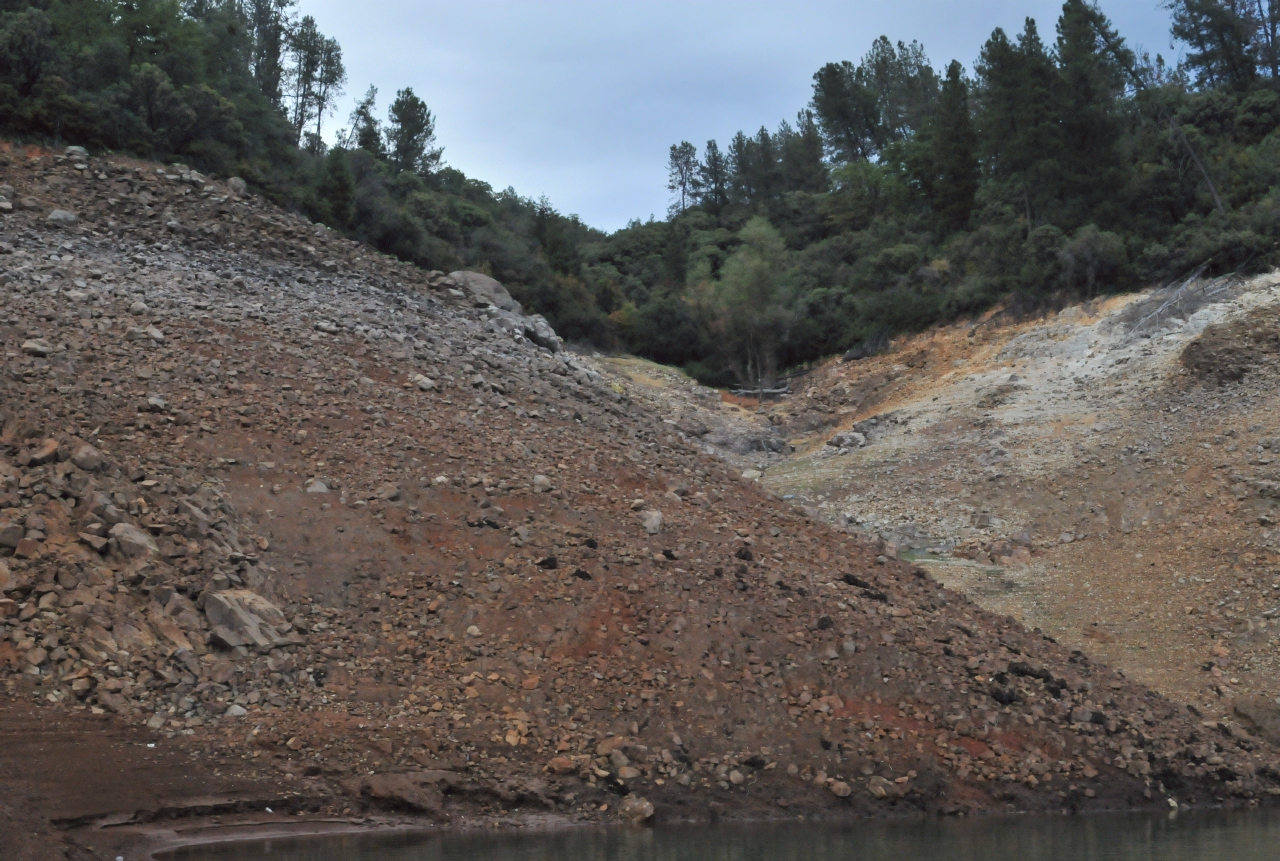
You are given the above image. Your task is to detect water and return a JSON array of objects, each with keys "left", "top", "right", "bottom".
[{"left": 158, "top": 811, "right": 1280, "bottom": 861}]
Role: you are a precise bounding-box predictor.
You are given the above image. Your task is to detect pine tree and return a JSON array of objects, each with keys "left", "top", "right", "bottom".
[
  {"left": 975, "top": 19, "right": 1063, "bottom": 231},
  {"left": 666, "top": 141, "right": 699, "bottom": 215},
  {"left": 247, "top": 0, "right": 295, "bottom": 110},
  {"left": 1167, "top": 0, "right": 1257, "bottom": 89},
  {"left": 1056, "top": 0, "right": 1129, "bottom": 227},
  {"left": 930, "top": 60, "right": 979, "bottom": 232},
  {"left": 697, "top": 140, "right": 730, "bottom": 212},
  {"left": 386, "top": 87, "right": 442, "bottom": 174},
  {"left": 810, "top": 59, "right": 881, "bottom": 162}
]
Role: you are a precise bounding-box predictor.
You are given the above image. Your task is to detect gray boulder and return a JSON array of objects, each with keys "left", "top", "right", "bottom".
[
  {"left": 109, "top": 523, "right": 158, "bottom": 558},
  {"left": 205, "top": 589, "right": 292, "bottom": 650},
  {"left": 449, "top": 270, "right": 523, "bottom": 314}
]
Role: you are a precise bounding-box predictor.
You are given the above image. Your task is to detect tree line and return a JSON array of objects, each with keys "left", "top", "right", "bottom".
[
  {"left": 592, "top": 0, "right": 1280, "bottom": 387},
  {"left": 5, "top": 2, "right": 1280, "bottom": 389}
]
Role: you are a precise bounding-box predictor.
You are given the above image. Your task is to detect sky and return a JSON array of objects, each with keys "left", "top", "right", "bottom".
[{"left": 302, "top": 1, "right": 1178, "bottom": 233}]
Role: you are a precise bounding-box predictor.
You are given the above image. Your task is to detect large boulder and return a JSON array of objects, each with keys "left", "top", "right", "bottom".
[
  {"left": 449, "top": 271, "right": 522, "bottom": 314},
  {"left": 204, "top": 589, "right": 292, "bottom": 650},
  {"left": 1234, "top": 696, "right": 1280, "bottom": 744},
  {"left": 344, "top": 771, "right": 457, "bottom": 815},
  {"left": 484, "top": 309, "right": 563, "bottom": 352}
]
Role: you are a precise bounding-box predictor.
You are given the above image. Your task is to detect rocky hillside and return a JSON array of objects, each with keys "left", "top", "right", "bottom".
[
  {"left": 609, "top": 270, "right": 1280, "bottom": 737},
  {"left": 2, "top": 143, "right": 1279, "bottom": 858}
]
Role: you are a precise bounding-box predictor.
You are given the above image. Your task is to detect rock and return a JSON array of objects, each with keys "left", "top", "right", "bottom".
[
  {"left": 449, "top": 270, "right": 522, "bottom": 314},
  {"left": 227, "top": 177, "right": 247, "bottom": 197},
  {"left": 20, "top": 197, "right": 40, "bottom": 211},
  {"left": 225, "top": 704, "right": 248, "bottom": 717},
  {"left": 14, "top": 538, "right": 39, "bottom": 559},
  {"left": 411, "top": 374, "right": 436, "bottom": 392},
  {"left": 25, "top": 648, "right": 48, "bottom": 667},
  {"left": 0, "top": 559, "right": 12, "bottom": 592},
  {"left": 532, "top": 474, "right": 553, "bottom": 493},
  {"left": 640, "top": 510, "right": 663, "bottom": 535},
  {"left": 204, "top": 589, "right": 291, "bottom": 650},
  {"left": 109, "top": 523, "right": 159, "bottom": 558},
  {"left": 827, "top": 431, "right": 867, "bottom": 449},
  {"left": 47, "top": 209, "right": 77, "bottom": 226},
  {"left": 71, "top": 443, "right": 104, "bottom": 472},
  {"left": 867, "top": 775, "right": 897, "bottom": 799},
  {"left": 349, "top": 773, "right": 445, "bottom": 815},
  {"left": 741, "top": 469, "right": 763, "bottom": 481},
  {"left": 829, "top": 780, "right": 853, "bottom": 797},
  {"left": 546, "top": 756, "right": 576, "bottom": 775},
  {"left": 27, "top": 438, "right": 59, "bottom": 466},
  {"left": 20, "top": 339, "right": 52, "bottom": 357},
  {"left": 79, "top": 533, "right": 108, "bottom": 553},
  {"left": 618, "top": 794, "right": 654, "bottom": 823},
  {"left": 305, "top": 478, "right": 330, "bottom": 493},
  {"left": 64, "top": 146, "right": 89, "bottom": 159},
  {"left": 129, "top": 300, "right": 149, "bottom": 315},
  {"left": 0, "top": 522, "right": 22, "bottom": 549},
  {"left": 1234, "top": 696, "right": 1280, "bottom": 745}
]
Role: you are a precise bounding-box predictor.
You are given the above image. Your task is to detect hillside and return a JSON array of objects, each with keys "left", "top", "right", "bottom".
[
  {"left": 605, "top": 269, "right": 1280, "bottom": 729},
  {"left": 2, "top": 144, "right": 1280, "bottom": 859}
]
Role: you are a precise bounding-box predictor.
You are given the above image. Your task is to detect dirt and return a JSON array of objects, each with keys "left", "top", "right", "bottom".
[
  {"left": 3, "top": 144, "right": 1280, "bottom": 860},
  {"left": 608, "top": 271, "right": 1280, "bottom": 729}
]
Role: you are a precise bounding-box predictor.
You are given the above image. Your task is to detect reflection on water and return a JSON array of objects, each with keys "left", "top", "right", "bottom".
[{"left": 157, "top": 811, "right": 1280, "bottom": 861}]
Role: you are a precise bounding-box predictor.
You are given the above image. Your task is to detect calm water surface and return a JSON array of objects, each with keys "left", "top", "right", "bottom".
[{"left": 157, "top": 811, "right": 1280, "bottom": 861}]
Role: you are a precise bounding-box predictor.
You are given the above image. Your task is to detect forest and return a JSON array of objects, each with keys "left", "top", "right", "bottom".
[{"left": 4, "top": 1, "right": 1280, "bottom": 387}]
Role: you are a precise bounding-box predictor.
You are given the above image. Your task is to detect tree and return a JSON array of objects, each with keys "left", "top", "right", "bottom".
[
  {"left": 778, "top": 109, "right": 828, "bottom": 193},
  {"left": 0, "top": 8, "right": 54, "bottom": 97},
  {"left": 929, "top": 60, "right": 979, "bottom": 231},
  {"left": 859, "top": 36, "right": 939, "bottom": 141},
  {"left": 975, "top": 19, "right": 1063, "bottom": 232},
  {"left": 341, "top": 84, "right": 384, "bottom": 155},
  {"left": 285, "top": 14, "right": 322, "bottom": 141},
  {"left": 385, "top": 87, "right": 441, "bottom": 174},
  {"left": 247, "top": 0, "right": 295, "bottom": 109},
  {"left": 713, "top": 217, "right": 792, "bottom": 393},
  {"left": 810, "top": 37, "right": 938, "bottom": 164},
  {"left": 312, "top": 32, "right": 345, "bottom": 139},
  {"left": 666, "top": 141, "right": 699, "bottom": 215},
  {"left": 1055, "top": 0, "right": 1130, "bottom": 227},
  {"left": 810, "top": 59, "right": 881, "bottom": 162},
  {"left": 1167, "top": 0, "right": 1258, "bottom": 89},
  {"left": 696, "top": 140, "right": 729, "bottom": 212}
]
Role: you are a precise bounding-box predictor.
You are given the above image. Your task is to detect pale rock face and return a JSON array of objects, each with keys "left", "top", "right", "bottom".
[
  {"left": 109, "top": 523, "right": 158, "bottom": 558},
  {"left": 204, "top": 589, "right": 292, "bottom": 651},
  {"left": 449, "top": 270, "right": 522, "bottom": 314}
]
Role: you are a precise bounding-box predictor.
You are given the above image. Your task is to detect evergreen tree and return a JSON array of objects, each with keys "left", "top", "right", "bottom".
[
  {"left": 1167, "top": 0, "right": 1257, "bottom": 89},
  {"left": 666, "top": 140, "right": 699, "bottom": 215},
  {"left": 385, "top": 87, "right": 441, "bottom": 174},
  {"left": 697, "top": 140, "right": 729, "bottom": 212},
  {"left": 810, "top": 59, "right": 881, "bottom": 162},
  {"left": 929, "top": 60, "right": 979, "bottom": 232},
  {"left": 975, "top": 19, "right": 1063, "bottom": 231},
  {"left": 247, "top": 0, "right": 294, "bottom": 109},
  {"left": 778, "top": 109, "right": 828, "bottom": 194},
  {"left": 1055, "top": 0, "right": 1129, "bottom": 228},
  {"left": 342, "top": 84, "right": 384, "bottom": 155}
]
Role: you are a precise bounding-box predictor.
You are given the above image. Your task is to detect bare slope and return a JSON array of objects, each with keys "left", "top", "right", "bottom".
[
  {"left": 1, "top": 144, "right": 1278, "bottom": 856},
  {"left": 615, "top": 273, "right": 1280, "bottom": 729}
]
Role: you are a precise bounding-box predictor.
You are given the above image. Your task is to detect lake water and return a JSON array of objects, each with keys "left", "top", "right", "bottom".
[{"left": 156, "top": 811, "right": 1280, "bottom": 861}]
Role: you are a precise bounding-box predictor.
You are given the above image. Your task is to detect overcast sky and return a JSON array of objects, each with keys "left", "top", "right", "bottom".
[{"left": 302, "top": 1, "right": 1177, "bottom": 232}]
